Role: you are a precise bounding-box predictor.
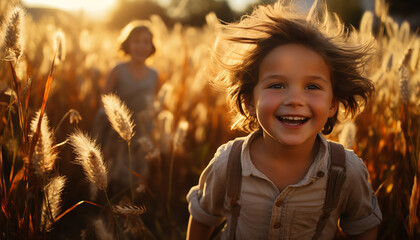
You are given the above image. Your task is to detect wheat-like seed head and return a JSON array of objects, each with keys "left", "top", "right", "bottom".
[
  {"left": 69, "top": 109, "right": 82, "bottom": 124},
  {"left": 154, "top": 83, "right": 172, "bottom": 112},
  {"left": 68, "top": 130, "right": 107, "bottom": 191},
  {"left": 102, "top": 94, "right": 134, "bottom": 142},
  {"left": 138, "top": 137, "right": 154, "bottom": 152},
  {"left": 338, "top": 121, "right": 356, "bottom": 149},
  {"left": 1, "top": 5, "right": 25, "bottom": 61},
  {"left": 93, "top": 218, "right": 113, "bottom": 240},
  {"left": 53, "top": 29, "right": 66, "bottom": 64},
  {"left": 173, "top": 120, "right": 189, "bottom": 150},
  {"left": 30, "top": 110, "right": 57, "bottom": 177},
  {"left": 399, "top": 66, "right": 410, "bottom": 103},
  {"left": 113, "top": 202, "right": 146, "bottom": 236},
  {"left": 157, "top": 110, "right": 174, "bottom": 153},
  {"left": 41, "top": 175, "right": 66, "bottom": 232},
  {"left": 113, "top": 203, "right": 146, "bottom": 217}
]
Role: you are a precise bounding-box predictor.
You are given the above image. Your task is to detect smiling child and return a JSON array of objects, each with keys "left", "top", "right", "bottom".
[{"left": 186, "top": 1, "right": 382, "bottom": 239}]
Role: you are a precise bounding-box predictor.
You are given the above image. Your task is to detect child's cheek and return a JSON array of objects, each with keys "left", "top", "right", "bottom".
[{"left": 259, "top": 92, "right": 279, "bottom": 109}]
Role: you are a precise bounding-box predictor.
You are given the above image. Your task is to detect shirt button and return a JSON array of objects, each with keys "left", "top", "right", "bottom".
[
  {"left": 276, "top": 200, "right": 282, "bottom": 207},
  {"left": 317, "top": 171, "right": 325, "bottom": 177},
  {"left": 273, "top": 222, "right": 281, "bottom": 229}
]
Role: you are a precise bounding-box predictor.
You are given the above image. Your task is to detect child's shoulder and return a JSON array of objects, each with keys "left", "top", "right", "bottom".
[
  {"left": 147, "top": 67, "right": 159, "bottom": 82},
  {"left": 148, "top": 66, "right": 158, "bottom": 76},
  {"left": 109, "top": 62, "right": 126, "bottom": 74},
  {"left": 209, "top": 135, "right": 249, "bottom": 169}
]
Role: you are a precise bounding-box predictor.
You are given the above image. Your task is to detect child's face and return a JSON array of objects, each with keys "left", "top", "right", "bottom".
[
  {"left": 128, "top": 30, "right": 153, "bottom": 62},
  {"left": 248, "top": 44, "right": 337, "bottom": 146}
]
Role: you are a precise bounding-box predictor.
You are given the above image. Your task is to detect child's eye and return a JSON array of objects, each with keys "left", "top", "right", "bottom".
[
  {"left": 305, "top": 84, "right": 321, "bottom": 90},
  {"left": 268, "top": 83, "right": 285, "bottom": 89}
]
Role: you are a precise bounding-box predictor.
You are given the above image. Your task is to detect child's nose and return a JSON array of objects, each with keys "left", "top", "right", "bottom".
[{"left": 283, "top": 88, "right": 304, "bottom": 107}]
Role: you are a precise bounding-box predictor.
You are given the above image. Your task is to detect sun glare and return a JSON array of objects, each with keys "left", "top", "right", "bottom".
[{"left": 22, "top": 0, "right": 116, "bottom": 16}]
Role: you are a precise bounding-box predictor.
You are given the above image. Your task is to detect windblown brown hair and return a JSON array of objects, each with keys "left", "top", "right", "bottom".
[{"left": 212, "top": 1, "right": 375, "bottom": 134}]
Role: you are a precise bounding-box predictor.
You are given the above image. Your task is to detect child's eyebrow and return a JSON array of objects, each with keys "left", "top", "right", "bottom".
[
  {"left": 306, "top": 75, "right": 329, "bottom": 84},
  {"left": 259, "top": 74, "right": 287, "bottom": 82},
  {"left": 259, "top": 74, "right": 329, "bottom": 83}
]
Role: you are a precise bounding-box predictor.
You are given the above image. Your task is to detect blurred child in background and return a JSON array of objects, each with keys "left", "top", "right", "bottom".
[{"left": 93, "top": 20, "right": 158, "bottom": 196}]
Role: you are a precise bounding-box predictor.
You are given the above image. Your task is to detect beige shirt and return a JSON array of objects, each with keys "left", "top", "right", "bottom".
[{"left": 187, "top": 131, "right": 382, "bottom": 240}]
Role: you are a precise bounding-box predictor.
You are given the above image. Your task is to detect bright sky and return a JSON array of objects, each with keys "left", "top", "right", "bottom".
[
  {"left": 22, "top": 0, "right": 258, "bottom": 14},
  {"left": 228, "top": 0, "right": 258, "bottom": 12},
  {"left": 22, "top": 0, "right": 117, "bottom": 16}
]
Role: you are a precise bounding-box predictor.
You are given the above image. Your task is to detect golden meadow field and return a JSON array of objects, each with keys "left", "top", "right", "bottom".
[{"left": 0, "top": 0, "right": 419, "bottom": 239}]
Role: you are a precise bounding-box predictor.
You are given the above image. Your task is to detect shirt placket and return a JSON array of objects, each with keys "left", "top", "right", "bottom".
[{"left": 268, "top": 188, "right": 291, "bottom": 240}]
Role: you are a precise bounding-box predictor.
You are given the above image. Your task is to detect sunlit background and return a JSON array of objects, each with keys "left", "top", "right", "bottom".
[
  {"left": 22, "top": 0, "right": 117, "bottom": 12},
  {"left": 19, "top": 0, "right": 420, "bottom": 30},
  {"left": 22, "top": 0, "right": 261, "bottom": 19},
  {"left": 1, "top": 0, "right": 420, "bottom": 239}
]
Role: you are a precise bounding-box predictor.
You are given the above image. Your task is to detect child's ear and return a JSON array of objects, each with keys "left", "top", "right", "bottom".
[
  {"left": 246, "top": 99, "right": 256, "bottom": 117},
  {"left": 328, "top": 99, "right": 338, "bottom": 117}
]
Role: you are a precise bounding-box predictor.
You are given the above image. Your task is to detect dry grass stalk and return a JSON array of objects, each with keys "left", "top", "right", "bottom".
[
  {"left": 40, "top": 175, "right": 66, "bottom": 232},
  {"left": 409, "top": 175, "right": 419, "bottom": 236},
  {"left": 1, "top": 5, "right": 25, "bottom": 61},
  {"left": 102, "top": 94, "right": 134, "bottom": 142},
  {"left": 30, "top": 110, "right": 57, "bottom": 177},
  {"left": 68, "top": 130, "right": 107, "bottom": 191}
]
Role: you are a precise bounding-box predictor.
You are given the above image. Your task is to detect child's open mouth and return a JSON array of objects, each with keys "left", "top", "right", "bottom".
[{"left": 277, "top": 116, "right": 310, "bottom": 126}]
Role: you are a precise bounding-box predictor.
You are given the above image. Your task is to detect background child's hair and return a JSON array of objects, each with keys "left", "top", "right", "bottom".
[
  {"left": 211, "top": 1, "right": 375, "bottom": 134},
  {"left": 118, "top": 20, "right": 156, "bottom": 56}
]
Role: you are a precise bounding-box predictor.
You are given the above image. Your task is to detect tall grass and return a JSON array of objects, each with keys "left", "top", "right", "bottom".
[{"left": 0, "top": 1, "right": 418, "bottom": 239}]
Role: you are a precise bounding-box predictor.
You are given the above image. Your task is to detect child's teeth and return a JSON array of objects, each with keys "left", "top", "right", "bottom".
[{"left": 282, "top": 116, "right": 305, "bottom": 120}]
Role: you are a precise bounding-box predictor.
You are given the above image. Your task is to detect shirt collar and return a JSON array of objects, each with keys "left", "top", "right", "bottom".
[{"left": 240, "top": 131, "right": 330, "bottom": 185}]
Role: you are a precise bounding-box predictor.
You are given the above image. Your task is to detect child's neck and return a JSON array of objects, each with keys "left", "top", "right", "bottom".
[
  {"left": 249, "top": 133, "right": 320, "bottom": 191},
  {"left": 259, "top": 133, "right": 319, "bottom": 164},
  {"left": 127, "top": 60, "right": 149, "bottom": 79},
  {"left": 129, "top": 59, "right": 147, "bottom": 68}
]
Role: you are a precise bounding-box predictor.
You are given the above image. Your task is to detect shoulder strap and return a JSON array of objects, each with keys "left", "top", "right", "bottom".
[
  {"left": 226, "top": 139, "right": 244, "bottom": 240},
  {"left": 312, "top": 141, "right": 347, "bottom": 240}
]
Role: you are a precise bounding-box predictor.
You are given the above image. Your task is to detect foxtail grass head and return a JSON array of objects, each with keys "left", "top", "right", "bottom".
[
  {"left": 93, "top": 218, "right": 113, "bottom": 240},
  {"left": 1, "top": 5, "right": 25, "bottom": 61},
  {"left": 68, "top": 130, "right": 108, "bottom": 191},
  {"left": 113, "top": 202, "right": 146, "bottom": 236},
  {"left": 41, "top": 175, "right": 66, "bottom": 232},
  {"left": 102, "top": 94, "right": 134, "bottom": 142},
  {"left": 30, "top": 110, "right": 57, "bottom": 178},
  {"left": 173, "top": 120, "right": 189, "bottom": 150},
  {"left": 399, "top": 66, "right": 411, "bottom": 104},
  {"left": 53, "top": 29, "right": 66, "bottom": 64},
  {"left": 113, "top": 203, "right": 146, "bottom": 217},
  {"left": 80, "top": 218, "right": 113, "bottom": 240},
  {"left": 338, "top": 121, "right": 357, "bottom": 149}
]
